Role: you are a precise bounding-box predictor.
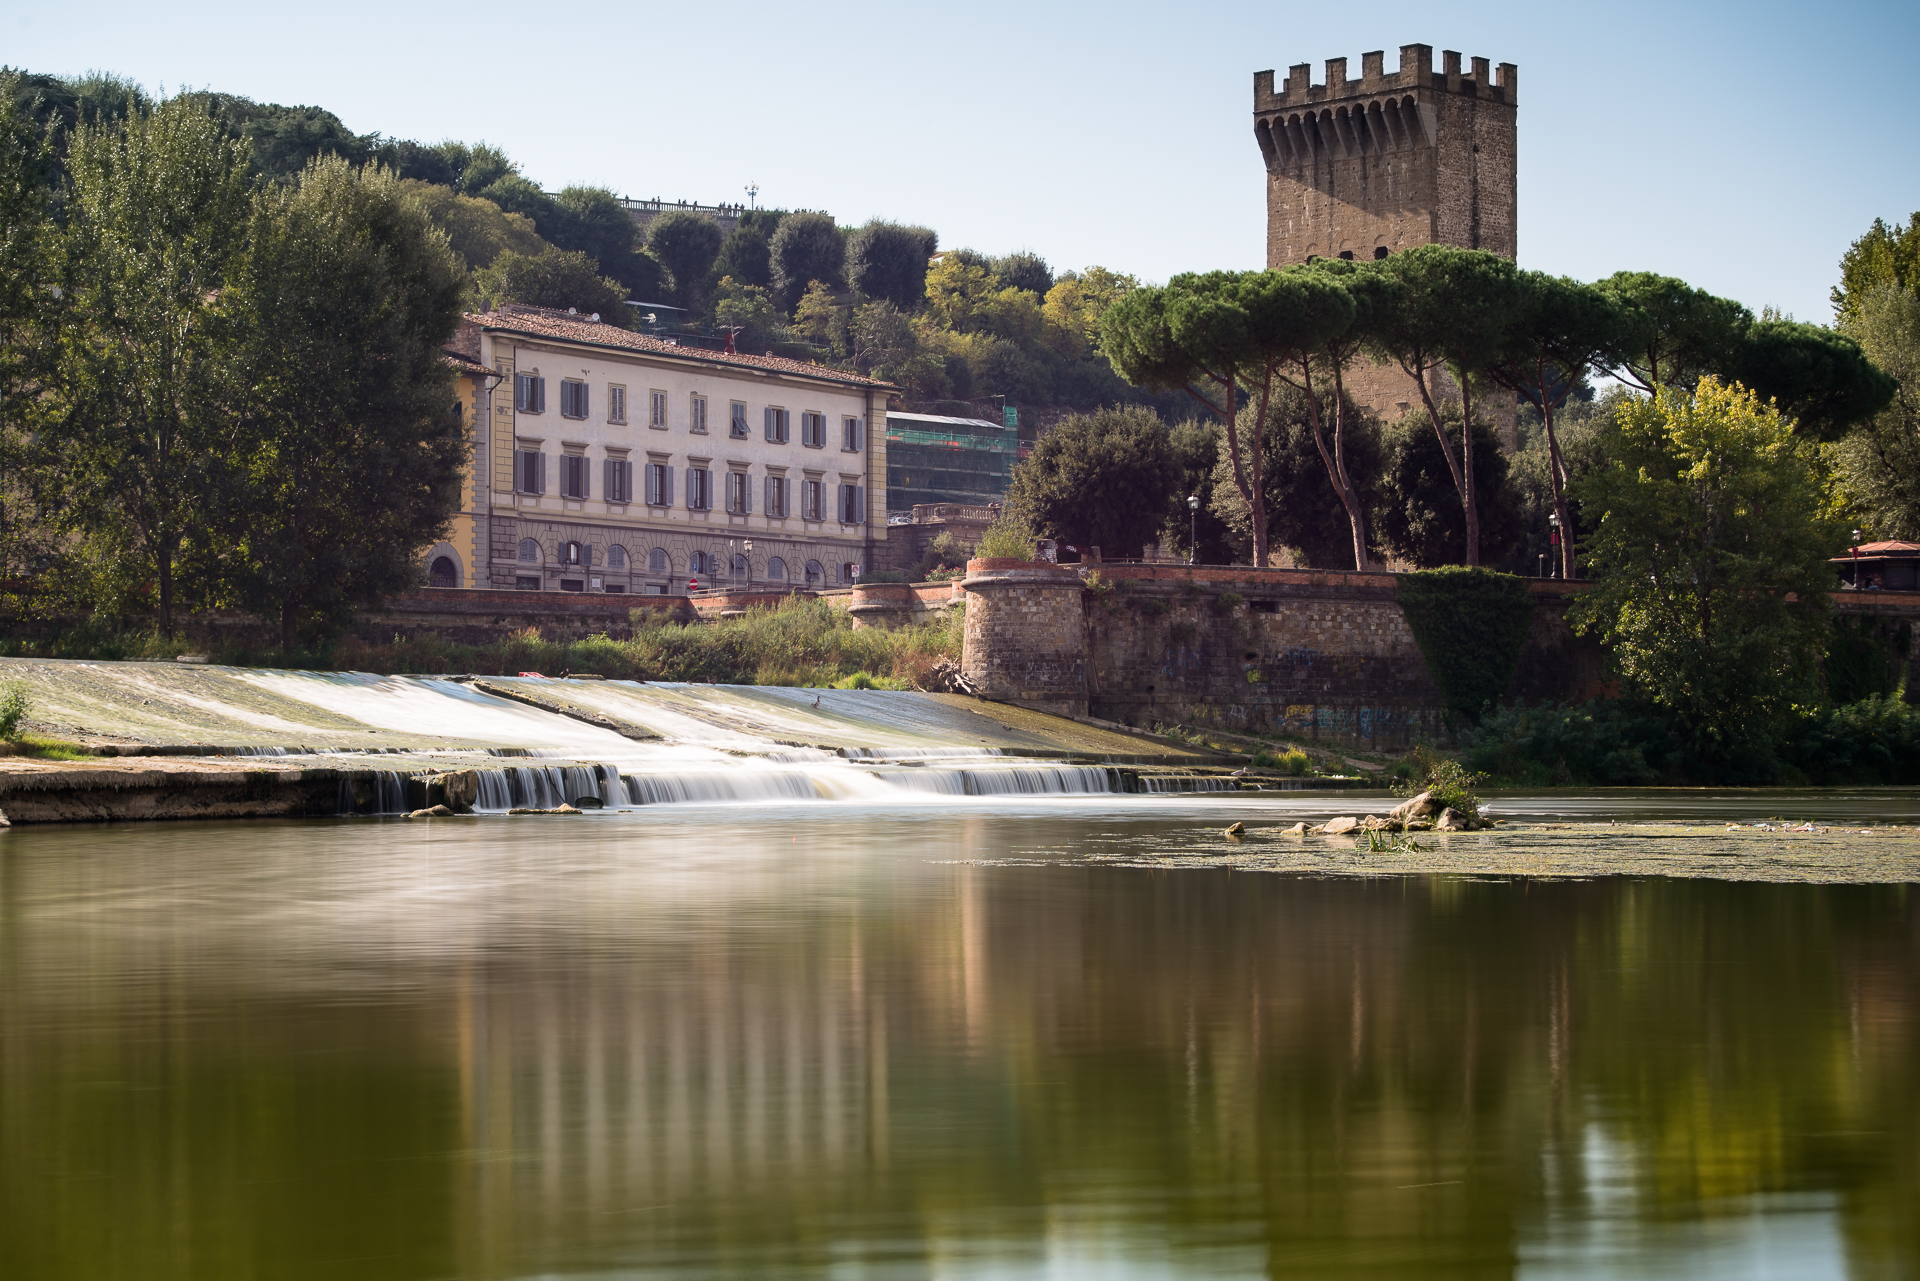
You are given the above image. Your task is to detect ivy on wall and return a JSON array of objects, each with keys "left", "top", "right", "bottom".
[{"left": 1395, "top": 568, "right": 1536, "bottom": 723}]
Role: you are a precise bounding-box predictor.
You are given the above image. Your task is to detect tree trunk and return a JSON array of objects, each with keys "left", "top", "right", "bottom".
[
  {"left": 1537, "top": 358, "right": 1576, "bottom": 579},
  {"left": 1301, "top": 359, "right": 1370, "bottom": 571},
  {"left": 1212, "top": 373, "right": 1265, "bottom": 568},
  {"left": 1459, "top": 371, "right": 1481, "bottom": 567},
  {"left": 156, "top": 540, "right": 175, "bottom": 640},
  {"left": 1329, "top": 361, "right": 1371, "bottom": 571}
]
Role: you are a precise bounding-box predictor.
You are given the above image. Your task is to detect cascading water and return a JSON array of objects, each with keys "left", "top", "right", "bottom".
[
  {"left": 0, "top": 658, "right": 1244, "bottom": 813},
  {"left": 1138, "top": 775, "right": 1240, "bottom": 794}
]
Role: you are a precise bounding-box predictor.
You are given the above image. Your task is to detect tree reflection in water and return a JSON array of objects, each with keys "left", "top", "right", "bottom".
[{"left": 0, "top": 813, "right": 1912, "bottom": 1279}]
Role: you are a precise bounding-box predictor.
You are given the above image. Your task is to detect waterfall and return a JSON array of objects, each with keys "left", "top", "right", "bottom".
[{"left": 1138, "top": 776, "right": 1239, "bottom": 794}]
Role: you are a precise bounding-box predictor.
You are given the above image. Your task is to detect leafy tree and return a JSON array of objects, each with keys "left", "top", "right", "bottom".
[
  {"left": 1040, "top": 267, "right": 1138, "bottom": 359},
  {"left": 0, "top": 74, "right": 55, "bottom": 436},
  {"left": 192, "top": 95, "right": 372, "bottom": 183},
  {"left": 1004, "top": 406, "right": 1176, "bottom": 559},
  {"left": 645, "top": 210, "right": 723, "bottom": 311},
  {"left": 1830, "top": 284, "right": 1920, "bottom": 538},
  {"left": 1726, "top": 318, "right": 1894, "bottom": 442},
  {"left": 1487, "top": 271, "right": 1626, "bottom": 576},
  {"left": 713, "top": 224, "right": 772, "bottom": 290},
  {"left": 474, "top": 245, "right": 627, "bottom": 320},
  {"left": 550, "top": 186, "right": 639, "bottom": 280},
  {"left": 209, "top": 157, "right": 467, "bottom": 649},
  {"left": 1572, "top": 379, "right": 1839, "bottom": 769},
  {"left": 851, "top": 300, "right": 945, "bottom": 395},
  {"left": 1373, "top": 405, "right": 1521, "bottom": 569},
  {"left": 793, "top": 280, "right": 844, "bottom": 349},
  {"left": 923, "top": 253, "right": 1003, "bottom": 331},
  {"left": 450, "top": 142, "right": 514, "bottom": 195},
  {"left": 475, "top": 171, "right": 555, "bottom": 226},
  {"left": 991, "top": 251, "right": 1053, "bottom": 296},
  {"left": 48, "top": 95, "right": 254, "bottom": 636},
  {"left": 0, "top": 77, "right": 60, "bottom": 591},
  {"left": 1209, "top": 382, "right": 1380, "bottom": 568},
  {"left": 397, "top": 178, "right": 544, "bottom": 269},
  {"left": 1833, "top": 212, "right": 1920, "bottom": 324},
  {"left": 1368, "top": 246, "right": 1518, "bottom": 566},
  {"left": 712, "top": 276, "right": 782, "bottom": 353},
  {"left": 848, "top": 220, "right": 935, "bottom": 309},
  {"left": 1164, "top": 419, "right": 1233, "bottom": 563},
  {"left": 1595, "top": 271, "right": 1751, "bottom": 393},
  {"left": 1506, "top": 389, "right": 1624, "bottom": 575},
  {"left": 770, "top": 212, "right": 843, "bottom": 312}
]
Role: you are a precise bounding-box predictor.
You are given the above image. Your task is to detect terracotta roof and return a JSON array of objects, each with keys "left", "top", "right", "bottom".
[
  {"left": 1833, "top": 540, "right": 1920, "bottom": 560},
  {"left": 468, "top": 305, "right": 897, "bottom": 390},
  {"left": 442, "top": 348, "right": 493, "bottom": 377}
]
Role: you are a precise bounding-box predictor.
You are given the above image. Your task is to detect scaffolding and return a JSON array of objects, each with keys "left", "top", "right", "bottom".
[{"left": 885, "top": 413, "right": 1018, "bottom": 508}]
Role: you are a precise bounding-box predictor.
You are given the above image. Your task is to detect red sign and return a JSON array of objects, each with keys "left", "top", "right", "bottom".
[{"left": 689, "top": 578, "right": 699, "bottom": 592}]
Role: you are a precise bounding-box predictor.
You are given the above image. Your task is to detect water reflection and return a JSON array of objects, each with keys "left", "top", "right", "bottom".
[{"left": 0, "top": 810, "right": 1914, "bottom": 1279}]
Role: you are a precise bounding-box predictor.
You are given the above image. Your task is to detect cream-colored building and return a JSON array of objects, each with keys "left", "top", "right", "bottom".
[{"left": 432, "top": 305, "right": 895, "bottom": 594}]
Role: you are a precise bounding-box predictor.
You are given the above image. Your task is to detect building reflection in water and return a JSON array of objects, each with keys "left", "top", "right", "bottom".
[{"left": 0, "top": 816, "right": 1914, "bottom": 1278}]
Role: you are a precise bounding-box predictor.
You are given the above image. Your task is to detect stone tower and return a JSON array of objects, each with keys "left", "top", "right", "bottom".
[{"left": 1254, "top": 45, "right": 1518, "bottom": 436}]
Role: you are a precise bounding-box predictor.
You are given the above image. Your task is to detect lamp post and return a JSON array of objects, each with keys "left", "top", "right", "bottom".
[
  {"left": 1548, "top": 511, "right": 1562, "bottom": 579},
  {"left": 744, "top": 538, "right": 754, "bottom": 591},
  {"left": 1852, "top": 527, "right": 1862, "bottom": 588},
  {"left": 1187, "top": 494, "right": 1200, "bottom": 566}
]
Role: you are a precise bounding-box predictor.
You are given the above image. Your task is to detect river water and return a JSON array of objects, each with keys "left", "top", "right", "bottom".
[{"left": 2, "top": 795, "right": 1915, "bottom": 1279}]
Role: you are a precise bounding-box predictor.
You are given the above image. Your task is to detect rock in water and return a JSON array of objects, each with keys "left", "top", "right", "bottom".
[
  {"left": 1225, "top": 821, "right": 1245, "bottom": 836},
  {"left": 1281, "top": 822, "right": 1308, "bottom": 836},
  {"left": 1435, "top": 808, "right": 1470, "bottom": 830},
  {"left": 1321, "top": 816, "right": 1359, "bottom": 835},
  {"left": 1390, "top": 791, "right": 1438, "bottom": 822}
]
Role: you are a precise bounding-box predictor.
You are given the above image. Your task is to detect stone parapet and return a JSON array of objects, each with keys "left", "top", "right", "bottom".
[{"left": 961, "top": 560, "right": 1089, "bottom": 716}]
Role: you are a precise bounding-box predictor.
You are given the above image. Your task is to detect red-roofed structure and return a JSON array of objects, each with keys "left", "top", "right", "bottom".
[{"left": 430, "top": 306, "right": 898, "bottom": 598}]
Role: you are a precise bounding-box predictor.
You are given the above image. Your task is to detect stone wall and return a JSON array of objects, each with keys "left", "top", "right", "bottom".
[{"left": 963, "top": 564, "right": 1920, "bottom": 750}]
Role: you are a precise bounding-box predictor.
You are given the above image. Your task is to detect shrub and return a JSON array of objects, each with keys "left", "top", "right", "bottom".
[
  {"left": 1781, "top": 694, "right": 1920, "bottom": 785},
  {"left": 0, "top": 682, "right": 29, "bottom": 739},
  {"left": 1459, "top": 699, "right": 1674, "bottom": 786},
  {"left": 1393, "top": 744, "right": 1484, "bottom": 813},
  {"left": 975, "top": 509, "right": 1038, "bottom": 560},
  {"left": 1211, "top": 590, "right": 1243, "bottom": 616},
  {"left": 1279, "top": 747, "right": 1311, "bottom": 775}
]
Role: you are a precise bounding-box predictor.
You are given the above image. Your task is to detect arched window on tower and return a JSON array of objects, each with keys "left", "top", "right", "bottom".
[{"left": 1374, "top": 246, "right": 1390, "bottom": 260}]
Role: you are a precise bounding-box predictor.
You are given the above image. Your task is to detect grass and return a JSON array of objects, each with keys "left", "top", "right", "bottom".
[
  {"left": 0, "top": 597, "right": 964, "bottom": 688},
  {"left": 9, "top": 735, "right": 98, "bottom": 761}
]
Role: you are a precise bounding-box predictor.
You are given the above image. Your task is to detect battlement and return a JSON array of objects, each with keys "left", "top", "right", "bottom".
[{"left": 1254, "top": 44, "right": 1516, "bottom": 111}]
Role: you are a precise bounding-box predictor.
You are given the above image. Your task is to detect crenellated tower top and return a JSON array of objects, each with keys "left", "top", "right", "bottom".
[{"left": 1254, "top": 44, "right": 1516, "bottom": 112}]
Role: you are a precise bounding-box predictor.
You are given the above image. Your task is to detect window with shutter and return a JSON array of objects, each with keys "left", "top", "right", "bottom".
[
  {"left": 560, "top": 380, "right": 588, "bottom": 419},
  {"left": 536, "top": 453, "right": 546, "bottom": 495},
  {"left": 608, "top": 386, "right": 627, "bottom": 424},
  {"left": 650, "top": 391, "right": 668, "bottom": 428},
  {"left": 690, "top": 395, "right": 707, "bottom": 434},
  {"left": 515, "top": 374, "right": 546, "bottom": 414},
  {"left": 730, "top": 401, "right": 749, "bottom": 438},
  {"left": 843, "top": 417, "right": 862, "bottom": 451}
]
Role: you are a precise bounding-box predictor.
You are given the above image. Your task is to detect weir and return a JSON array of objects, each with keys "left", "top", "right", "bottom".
[{"left": 0, "top": 657, "right": 1231, "bottom": 823}]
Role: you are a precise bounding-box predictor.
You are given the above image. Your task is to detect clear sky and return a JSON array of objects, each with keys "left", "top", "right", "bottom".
[{"left": 9, "top": 0, "right": 1917, "bottom": 321}]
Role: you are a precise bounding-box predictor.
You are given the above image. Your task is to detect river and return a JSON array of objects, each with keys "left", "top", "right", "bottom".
[{"left": 1, "top": 794, "right": 1915, "bottom": 1279}]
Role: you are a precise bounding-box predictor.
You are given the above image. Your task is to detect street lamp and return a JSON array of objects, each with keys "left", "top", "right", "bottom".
[
  {"left": 744, "top": 538, "right": 754, "bottom": 590},
  {"left": 1852, "top": 527, "right": 1862, "bottom": 588},
  {"left": 1548, "top": 511, "right": 1562, "bottom": 579},
  {"left": 1187, "top": 494, "right": 1200, "bottom": 566}
]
